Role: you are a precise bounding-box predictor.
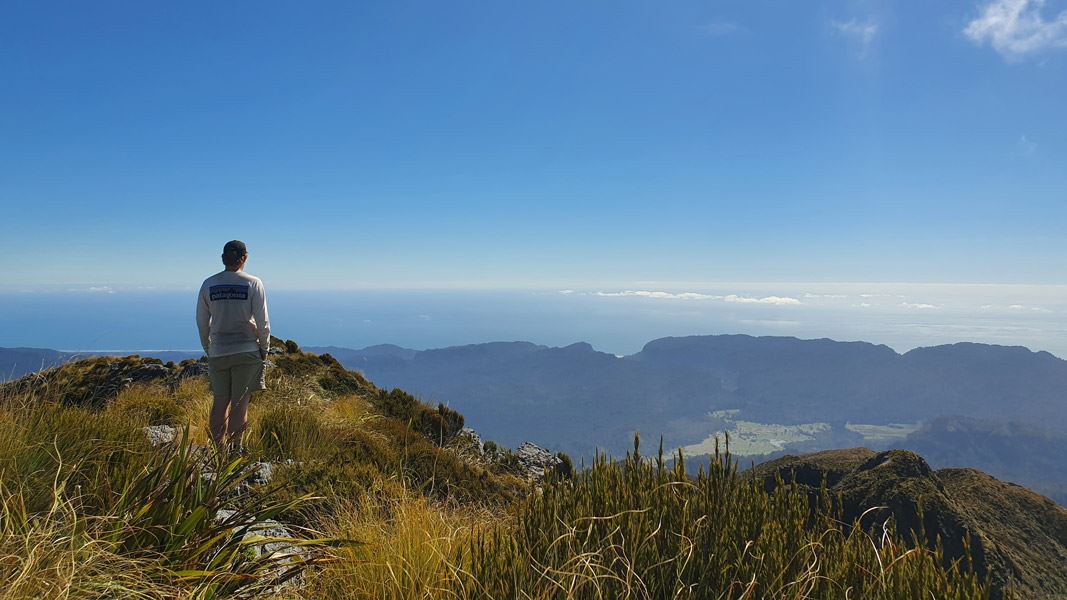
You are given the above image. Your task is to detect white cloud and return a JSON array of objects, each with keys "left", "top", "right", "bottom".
[
  {"left": 832, "top": 18, "right": 879, "bottom": 56},
  {"left": 67, "top": 285, "right": 114, "bottom": 294},
  {"left": 724, "top": 295, "right": 801, "bottom": 306},
  {"left": 803, "top": 293, "right": 848, "bottom": 299},
  {"left": 964, "top": 0, "right": 1067, "bottom": 58},
  {"left": 592, "top": 290, "right": 800, "bottom": 305},
  {"left": 558, "top": 290, "right": 574, "bottom": 295},
  {"left": 700, "top": 20, "right": 744, "bottom": 36},
  {"left": 854, "top": 302, "right": 874, "bottom": 308},
  {"left": 1016, "top": 135, "right": 1038, "bottom": 156},
  {"left": 900, "top": 302, "right": 941, "bottom": 310},
  {"left": 737, "top": 319, "right": 803, "bottom": 327},
  {"left": 981, "top": 303, "right": 1054, "bottom": 313},
  {"left": 595, "top": 290, "right": 723, "bottom": 300}
]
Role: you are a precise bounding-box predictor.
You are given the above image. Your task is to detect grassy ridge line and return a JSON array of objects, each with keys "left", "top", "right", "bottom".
[{"left": 0, "top": 349, "right": 998, "bottom": 598}]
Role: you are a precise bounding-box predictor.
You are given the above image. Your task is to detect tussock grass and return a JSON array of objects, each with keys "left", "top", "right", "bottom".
[
  {"left": 306, "top": 495, "right": 498, "bottom": 599},
  {"left": 0, "top": 381, "right": 333, "bottom": 598},
  {"left": 0, "top": 481, "right": 183, "bottom": 600},
  {"left": 0, "top": 354, "right": 1005, "bottom": 599}
]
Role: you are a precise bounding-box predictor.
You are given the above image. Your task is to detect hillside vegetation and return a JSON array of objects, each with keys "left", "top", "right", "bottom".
[{"left": 0, "top": 339, "right": 1040, "bottom": 598}]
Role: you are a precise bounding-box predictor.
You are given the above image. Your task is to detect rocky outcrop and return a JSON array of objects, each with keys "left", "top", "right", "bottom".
[
  {"left": 0, "top": 336, "right": 326, "bottom": 408},
  {"left": 515, "top": 442, "right": 562, "bottom": 482},
  {"left": 2, "top": 355, "right": 185, "bottom": 408},
  {"left": 751, "top": 448, "right": 1067, "bottom": 598},
  {"left": 456, "top": 427, "right": 485, "bottom": 456}
]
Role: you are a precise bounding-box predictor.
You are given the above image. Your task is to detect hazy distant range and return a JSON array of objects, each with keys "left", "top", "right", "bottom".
[
  {"left": 306, "top": 335, "right": 1067, "bottom": 505},
  {"left": 1, "top": 284, "right": 1065, "bottom": 358}
]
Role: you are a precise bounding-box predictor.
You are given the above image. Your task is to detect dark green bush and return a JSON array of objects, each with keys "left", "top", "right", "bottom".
[{"left": 372, "top": 389, "right": 464, "bottom": 445}]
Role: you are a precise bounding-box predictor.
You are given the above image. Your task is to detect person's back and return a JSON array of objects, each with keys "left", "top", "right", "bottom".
[
  {"left": 195, "top": 240, "right": 270, "bottom": 453},
  {"left": 197, "top": 269, "right": 269, "bottom": 357}
]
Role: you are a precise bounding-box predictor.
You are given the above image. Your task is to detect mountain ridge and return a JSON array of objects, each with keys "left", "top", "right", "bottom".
[{"left": 300, "top": 334, "right": 1067, "bottom": 451}]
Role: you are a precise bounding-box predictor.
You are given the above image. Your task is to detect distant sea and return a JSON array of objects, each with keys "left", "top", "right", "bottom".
[{"left": 1, "top": 284, "right": 1065, "bottom": 357}]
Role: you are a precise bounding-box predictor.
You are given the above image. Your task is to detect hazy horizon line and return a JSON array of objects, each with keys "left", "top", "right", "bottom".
[
  {"left": 30, "top": 332, "right": 1063, "bottom": 362},
  {"left": 4, "top": 281, "right": 1067, "bottom": 293}
]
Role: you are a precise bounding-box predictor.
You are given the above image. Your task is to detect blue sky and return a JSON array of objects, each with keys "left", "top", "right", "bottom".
[{"left": 1, "top": 0, "right": 1065, "bottom": 292}]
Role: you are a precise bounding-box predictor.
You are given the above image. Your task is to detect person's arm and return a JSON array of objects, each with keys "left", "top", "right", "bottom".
[
  {"left": 195, "top": 284, "right": 211, "bottom": 355},
  {"left": 252, "top": 279, "right": 271, "bottom": 358}
]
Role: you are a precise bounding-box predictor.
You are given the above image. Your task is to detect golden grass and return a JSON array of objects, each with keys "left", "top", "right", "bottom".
[
  {"left": 0, "top": 482, "right": 184, "bottom": 600},
  {"left": 322, "top": 394, "right": 377, "bottom": 427},
  {"left": 305, "top": 494, "right": 501, "bottom": 600}
]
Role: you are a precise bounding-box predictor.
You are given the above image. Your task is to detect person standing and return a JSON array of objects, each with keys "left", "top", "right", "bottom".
[{"left": 196, "top": 240, "right": 270, "bottom": 453}]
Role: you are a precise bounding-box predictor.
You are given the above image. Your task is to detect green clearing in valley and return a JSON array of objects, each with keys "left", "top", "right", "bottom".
[
  {"left": 681, "top": 419, "right": 831, "bottom": 456},
  {"left": 845, "top": 422, "right": 920, "bottom": 443}
]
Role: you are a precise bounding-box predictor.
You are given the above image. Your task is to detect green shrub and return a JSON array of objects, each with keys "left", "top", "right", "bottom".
[{"left": 372, "top": 389, "right": 464, "bottom": 445}]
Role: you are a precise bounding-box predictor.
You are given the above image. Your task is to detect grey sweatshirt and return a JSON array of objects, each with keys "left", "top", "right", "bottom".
[{"left": 196, "top": 270, "right": 270, "bottom": 357}]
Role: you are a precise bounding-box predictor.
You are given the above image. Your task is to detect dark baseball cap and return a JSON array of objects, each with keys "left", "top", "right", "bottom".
[{"left": 222, "top": 240, "right": 247, "bottom": 256}]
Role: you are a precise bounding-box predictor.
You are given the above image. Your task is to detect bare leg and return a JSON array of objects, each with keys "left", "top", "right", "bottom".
[
  {"left": 209, "top": 394, "right": 231, "bottom": 448},
  {"left": 226, "top": 391, "right": 252, "bottom": 449}
]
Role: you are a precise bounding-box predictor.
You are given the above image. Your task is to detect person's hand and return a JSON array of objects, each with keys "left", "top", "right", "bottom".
[{"left": 259, "top": 348, "right": 267, "bottom": 360}]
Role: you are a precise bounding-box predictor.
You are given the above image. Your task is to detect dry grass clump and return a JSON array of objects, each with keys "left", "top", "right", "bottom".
[
  {"left": 305, "top": 495, "right": 500, "bottom": 599},
  {"left": 0, "top": 482, "right": 184, "bottom": 600}
]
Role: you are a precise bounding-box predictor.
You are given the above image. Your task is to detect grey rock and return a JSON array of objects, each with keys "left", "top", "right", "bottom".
[
  {"left": 248, "top": 462, "right": 274, "bottom": 486},
  {"left": 144, "top": 425, "right": 177, "bottom": 446},
  {"left": 516, "top": 441, "right": 562, "bottom": 481},
  {"left": 177, "top": 361, "right": 209, "bottom": 379},
  {"left": 129, "top": 362, "right": 173, "bottom": 382},
  {"left": 457, "top": 427, "right": 485, "bottom": 456},
  {"left": 104, "top": 362, "right": 176, "bottom": 399},
  {"left": 214, "top": 508, "right": 308, "bottom": 590}
]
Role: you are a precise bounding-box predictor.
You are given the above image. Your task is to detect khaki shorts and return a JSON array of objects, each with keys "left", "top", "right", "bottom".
[{"left": 208, "top": 351, "right": 266, "bottom": 398}]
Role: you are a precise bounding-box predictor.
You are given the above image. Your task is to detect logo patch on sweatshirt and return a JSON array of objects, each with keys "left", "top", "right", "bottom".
[{"left": 209, "top": 284, "right": 249, "bottom": 301}]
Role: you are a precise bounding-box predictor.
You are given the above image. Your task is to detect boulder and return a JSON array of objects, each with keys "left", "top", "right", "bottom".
[
  {"left": 144, "top": 425, "right": 177, "bottom": 447},
  {"left": 214, "top": 508, "right": 308, "bottom": 591}
]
